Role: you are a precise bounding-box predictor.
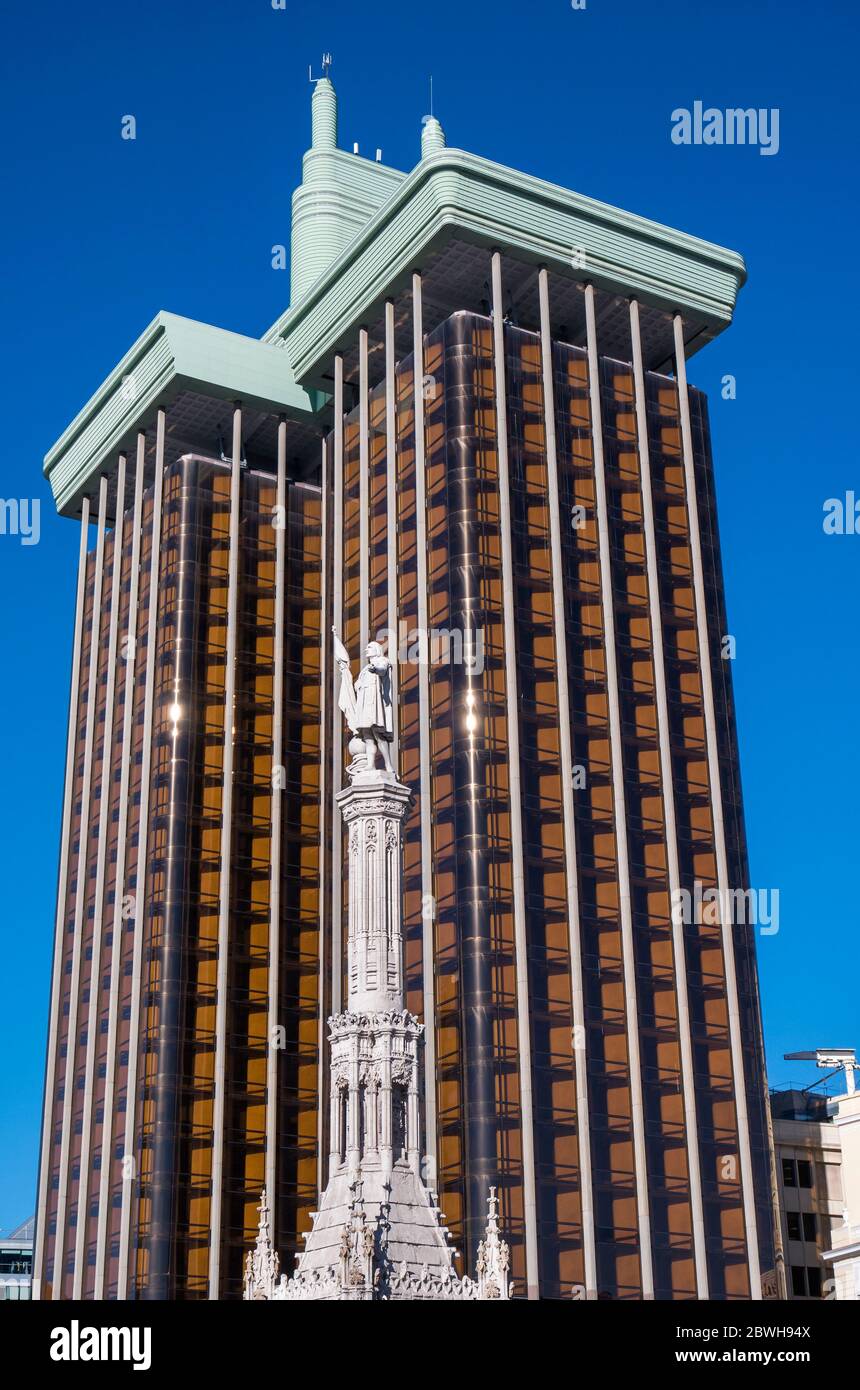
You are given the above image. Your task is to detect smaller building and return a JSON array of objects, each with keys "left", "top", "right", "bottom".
[
  {"left": 0, "top": 1217, "right": 34, "bottom": 1301},
  {"left": 820, "top": 1084, "right": 860, "bottom": 1300},
  {"left": 771, "top": 1051, "right": 860, "bottom": 1300}
]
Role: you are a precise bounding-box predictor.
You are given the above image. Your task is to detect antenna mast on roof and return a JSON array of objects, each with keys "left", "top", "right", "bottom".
[{"left": 309, "top": 52, "right": 333, "bottom": 82}]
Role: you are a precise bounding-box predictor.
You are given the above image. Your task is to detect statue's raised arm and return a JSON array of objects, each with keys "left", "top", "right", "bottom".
[{"left": 332, "top": 628, "right": 358, "bottom": 734}]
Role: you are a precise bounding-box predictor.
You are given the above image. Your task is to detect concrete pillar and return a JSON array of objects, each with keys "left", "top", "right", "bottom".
[
  {"left": 265, "top": 417, "right": 287, "bottom": 1231},
  {"left": 490, "top": 251, "right": 540, "bottom": 1299},
  {"left": 73, "top": 453, "right": 127, "bottom": 1297},
  {"left": 332, "top": 356, "right": 344, "bottom": 1014},
  {"left": 537, "top": 267, "right": 598, "bottom": 1298},
  {"left": 630, "top": 298, "right": 709, "bottom": 1295},
  {"left": 208, "top": 404, "right": 243, "bottom": 1299},
  {"left": 584, "top": 284, "right": 654, "bottom": 1298},
  {"left": 411, "top": 272, "right": 437, "bottom": 1181},
  {"left": 118, "top": 408, "right": 166, "bottom": 1299},
  {"left": 359, "top": 326, "right": 370, "bottom": 653},
  {"left": 384, "top": 299, "right": 399, "bottom": 762},
  {"left": 33, "top": 494, "right": 91, "bottom": 1299},
  {"left": 317, "top": 435, "right": 329, "bottom": 1197},
  {"left": 53, "top": 475, "right": 109, "bottom": 1298},
  {"left": 672, "top": 312, "right": 761, "bottom": 1297},
  {"left": 93, "top": 435, "right": 146, "bottom": 1297}
]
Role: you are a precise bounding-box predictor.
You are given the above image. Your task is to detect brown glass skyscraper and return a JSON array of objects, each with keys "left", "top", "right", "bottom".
[{"left": 35, "top": 79, "right": 778, "bottom": 1300}]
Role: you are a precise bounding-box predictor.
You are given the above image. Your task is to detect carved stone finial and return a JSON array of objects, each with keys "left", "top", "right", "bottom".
[
  {"left": 242, "top": 1187, "right": 281, "bottom": 1300},
  {"left": 474, "top": 1186, "right": 512, "bottom": 1300}
]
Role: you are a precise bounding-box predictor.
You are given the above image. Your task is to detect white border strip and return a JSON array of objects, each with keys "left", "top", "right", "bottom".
[
  {"left": 585, "top": 283, "right": 654, "bottom": 1298},
  {"left": 208, "top": 405, "right": 243, "bottom": 1297},
  {"left": 73, "top": 454, "right": 127, "bottom": 1296},
  {"left": 52, "top": 476, "right": 109, "bottom": 1297},
  {"left": 538, "top": 267, "right": 598, "bottom": 1296},
  {"left": 491, "top": 252, "right": 539, "bottom": 1297},
  {"left": 673, "top": 313, "right": 761, "bottom": 1297},
  {"left": 94, "top": 434, "right": 146, "bottom": 1297},
  {"left": 118, "top": 409, "right": 166, "bottom": 1298},
  {"left": 33, "top": 496, "right": 91, "bottom": 1298}
]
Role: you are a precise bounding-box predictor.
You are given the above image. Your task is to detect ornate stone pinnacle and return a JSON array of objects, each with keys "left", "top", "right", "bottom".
[
  {"left": 475, "top": 1187, "right": 511, "bottom": 1301},
  {"left": 244, "top": 1186, "right": 281, "bottom": 1300}
]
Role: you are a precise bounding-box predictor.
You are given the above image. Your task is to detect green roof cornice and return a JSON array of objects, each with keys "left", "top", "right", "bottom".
[
  {"left": 266, "top": 147, "right": 746, "bottom": 385},
  {"left": 42, "top": 137, "right": 747, "bottom": 516},
  {"left": 44, "top": 312, "right": 319, "bottom": 515}
]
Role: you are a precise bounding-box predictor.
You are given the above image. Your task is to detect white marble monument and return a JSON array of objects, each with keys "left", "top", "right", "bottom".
[{"left": 243, "top": 632, "right": 511, "bottom": 1301}]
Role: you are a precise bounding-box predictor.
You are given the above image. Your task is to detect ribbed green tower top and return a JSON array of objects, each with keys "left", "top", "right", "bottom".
[
  {"left": 311, "top": 76, "right": 337, "bottom": 149},
  {"left": 421, "top": 116, "right": 446, "bottom": 158},
  {"left": 43, "top": 68, "right": 747, "bottom": 517},
  {"left": 290, "top": 77, "right": 405, "bottom": 305}
]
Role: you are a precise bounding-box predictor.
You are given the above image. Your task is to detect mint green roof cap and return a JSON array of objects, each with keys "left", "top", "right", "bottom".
[
  {"left": 311, "top": 77, "right": 337, "bottom": 150},
  {"left": 290, "top": 77, "right": 405, "bottom": 304},
  {"left": 421, "top": 116, "right": 446, "bottom": 158},
  {"left": 43, "top": 76, "right": 747, "bottom": 515},
  {"left": 268, "top": 144, "right": 746, "bottom": 388},
  {"left": 43, "top": 313, "right": 317, "bottom": 516}
]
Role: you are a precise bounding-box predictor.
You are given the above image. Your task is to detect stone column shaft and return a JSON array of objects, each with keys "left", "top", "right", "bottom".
[{"left": 339, "top": 777, "right": 412, "bottom": 1013}]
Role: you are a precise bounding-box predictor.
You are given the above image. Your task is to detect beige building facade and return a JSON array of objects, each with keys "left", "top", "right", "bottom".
[{"left": 772, "top": 1061, "right": 860, "bottom": 1300}]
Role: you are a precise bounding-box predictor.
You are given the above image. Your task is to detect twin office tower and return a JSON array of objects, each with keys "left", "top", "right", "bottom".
[{"left": 34, "top": 77, "right": 777, "bottom": 1301}]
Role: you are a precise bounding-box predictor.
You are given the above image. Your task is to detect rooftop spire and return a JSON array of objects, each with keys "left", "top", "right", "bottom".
[
  {"left": 311, "top": 53, "right": 337, "bottom": 151},
  {"left": 421, "top": 114, "right": 446, "bottom": 159},
  {"left": 475, "top": 1187, "right": 511, "bottom": 1300},
  {"left": 244, "top": 1189, "right": 280, "bottom": 1299}
]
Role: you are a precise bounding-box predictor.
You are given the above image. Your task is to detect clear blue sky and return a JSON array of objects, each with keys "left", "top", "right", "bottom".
[{"left": 1, "top": 0, "right": 858, "bottom": 1233}]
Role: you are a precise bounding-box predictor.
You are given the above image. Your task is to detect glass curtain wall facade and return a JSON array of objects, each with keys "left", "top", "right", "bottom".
[
  {"left": 37, "top": 450, "right": 323, "bottom": 1301},
  {"left": 38, "top": 296, "right": 773, "bottom": 1303},
  {"left": 321, "top": 306, "right": 773, "bottom": 1301}
]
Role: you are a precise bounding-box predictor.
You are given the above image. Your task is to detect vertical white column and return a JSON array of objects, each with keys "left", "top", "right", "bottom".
[
  {"left": 380, "top": 1055, "right": 393, "bottom": 1179},
  {"left": 316, "top": 437, "right": 329, "bottom": 1197},
  {"left": 407, "top": 1069, "right": 421, "bottom": 1178},
  {"left": 52, "top": 475, "right": 109, "bottom": 1298},
  {"left": 490, "top": 251, "right": 539, "bottom": 1298},
  {"left": 265, "top": 418, "right": 287, "bottom": 1230},
  {"left": 384, "top": 299, "right": 399, "bottom": 762},
  {"left": 331, "top": 355, "right": 344, "bottom": 1014},
  {"left": 329, "top": 1077, "right": 340, "bottom": 1179},
  {"left": 95, "top": 434, "right": 146, "bottom": 1297},
  {"left": 368, "top": 1079, "right": 379, "bottom": 1155},
  {"left": 411, "top": 272, "right": 437, "bottom": 1181},
  {"left": 73, "top": 454, "right": 127, "bottom": 1296},
  {"left": 208, "top": 404, "right": 243, "bottom": 1299},
  {"left": 33, "top": 496, "right": 91, "bottom": 1298},
  {"left": 347, "top": 1055, "right": 361, "bottom": 1176},
  {"left": 118, "top": 408, "right": 166, "bottom": 1299},
  {"left": 359, "top": 326, "right": 370, "bottom": 654},
  {"left": 630, "top": 299, "right": 709, "bottom": 1296},
  {"left": 672, "top": 313, "right": 761, "bottom": 1297},
  {"left": 537, "top": 268, "right": 597, "bottom": 1297},
  {"left": 584, "top": 283, "right": 654, "bottom": 1298}
]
